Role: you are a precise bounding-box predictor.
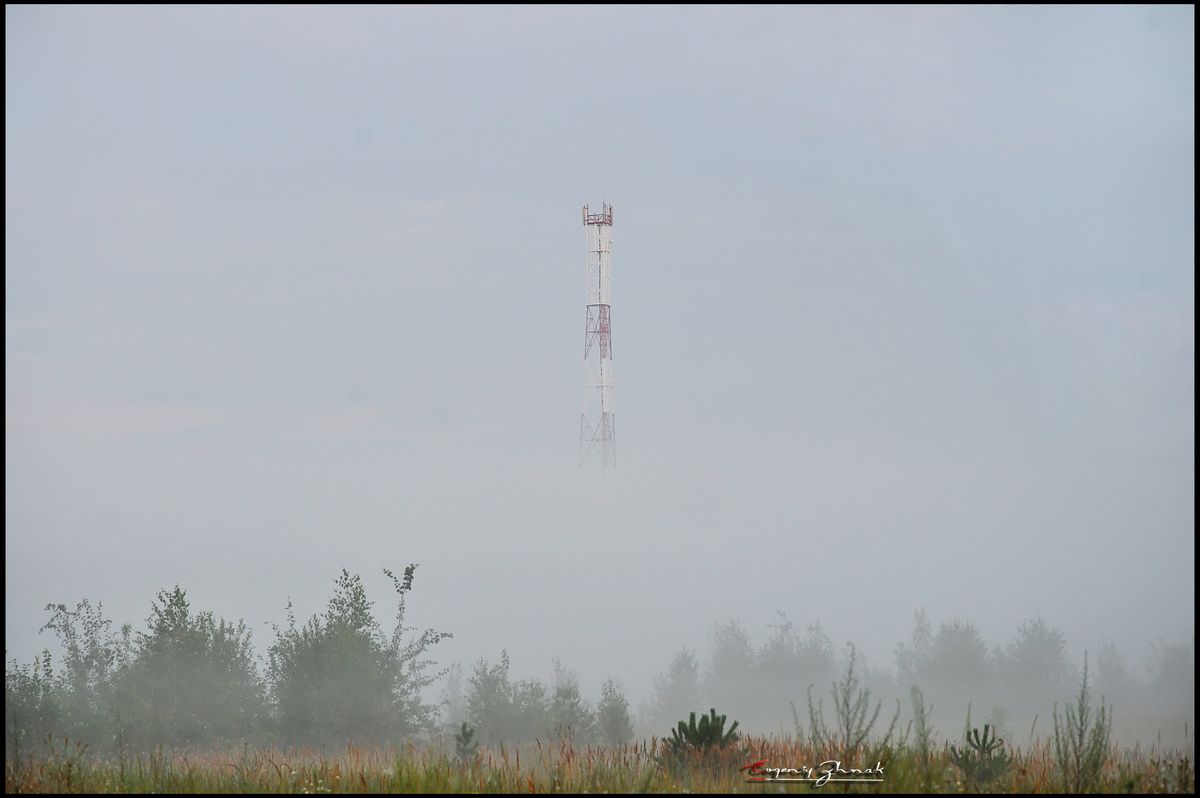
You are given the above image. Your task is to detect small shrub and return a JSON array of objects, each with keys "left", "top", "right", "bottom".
[
  {"left": 1053, "top": 653, "right": 1113, "bottom": 792},
  {"left": 949, "top": 721, "right": 1010, "bottom": 786},
  {"left": 453, "top": 721, "right": 477, "bottom": 765},
  {"left": 807, "top": 644, "right": 899, "bottom": 761},
  {"left": 668, "top": 708, "right": 740, "bottom": 753}
]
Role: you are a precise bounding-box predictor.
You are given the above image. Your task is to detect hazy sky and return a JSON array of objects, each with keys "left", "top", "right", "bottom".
[{"left": 5, "top": 6, "right": 1194, "bottom": 703}]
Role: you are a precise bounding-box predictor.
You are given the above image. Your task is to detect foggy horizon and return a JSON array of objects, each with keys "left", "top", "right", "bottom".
[{"left": 6, "top": 3, "right": 1194, "bottom": 751}]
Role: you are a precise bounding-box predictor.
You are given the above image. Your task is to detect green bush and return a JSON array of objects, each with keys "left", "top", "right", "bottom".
[
  {"left": 668, "top": 708, "right": 740, "bottom": 753},
  {"left": 267, "top": 566, "right": 451, "bottom": 746}
]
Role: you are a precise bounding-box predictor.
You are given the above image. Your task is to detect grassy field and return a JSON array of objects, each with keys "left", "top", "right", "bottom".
[{"left": 5, "top": 735, "right": 1194, "bottom": 793}]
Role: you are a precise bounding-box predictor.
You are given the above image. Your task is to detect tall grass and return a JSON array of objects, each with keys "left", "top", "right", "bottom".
[{"left": 5, "top": 733, "right": 1193, "bottom": 793}]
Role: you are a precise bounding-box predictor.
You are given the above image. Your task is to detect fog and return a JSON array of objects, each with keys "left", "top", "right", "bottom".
[{"left": 5, "top": 6, "right": 1194, "bottom": 751}]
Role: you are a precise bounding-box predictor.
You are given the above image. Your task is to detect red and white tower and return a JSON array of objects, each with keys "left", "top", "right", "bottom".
[{"left": 580, "top": 203, "right": 615, "bottom": 467}]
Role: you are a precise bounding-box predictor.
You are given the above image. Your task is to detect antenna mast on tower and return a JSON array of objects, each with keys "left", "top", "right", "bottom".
[{"left": 580, "top": 203, "right": 615, "bottom": 467}]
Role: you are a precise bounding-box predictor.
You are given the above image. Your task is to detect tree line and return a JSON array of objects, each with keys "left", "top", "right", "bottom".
[
  {"left": 6, "top": 575, "right": 1193, "bottom": 755},
  {"left": 6, "top": 567, "right": 450, "bottom": 753},
  {"left": 640, "top": 612, "right": 1193, "bottom": 748}
]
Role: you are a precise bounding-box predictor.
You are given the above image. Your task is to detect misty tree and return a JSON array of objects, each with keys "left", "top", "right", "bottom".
[
  {"left": 1095, "top": 640, "right": 1137, "bottom": 708},
  {"left": 705, "top": 619, "right": 757, "bottom": 727},
  {"left": 10, "top": 592, "right": 264, "bottom": 752},
  {"left": 648, "top": 647, "right": 701, "bottom": 733},
  {"left": 752, "top": 614, "right": 835, "bottom": 729},
  {"left": 34, "top": 599, "right": 132, "bottom": 746},
  {"left": 753, "top": 613, "right": 800, "bottom": 725},
  {"left": 776, "top": 619, "right": 842, "bottom": 736},
  {"left": 549, "top": 659, "right": 596, "bottom": 744},
  {"left": 596, "top": 677, "right": 634, "bottom": 747},
  {"left": 466, "top": 650, "right": 551, "bottom": 742},
  {"left": 796, "top": 621, "right": 836, "bottom": 697},
  {"left": 5, "top": 651, "right": 61, "bottom": 761},
  {"left": 267, "top": 566, "right": 451, "bottom": 745},
  {"left": 932, "top": 619, "right": 991, "bottom": 683},
  {"left": 998, "top": 617, "right": 1074, "bottom": 709},
  {"left": 511, "top": 677, "right": 550, "bottom": 741},
  {"left": 922, "top": 617, "right": 993, "bottom": 723},
  {"left": 440, "top": 661, "right": 468, "bottom": 732},
  {"left": 116, "top": 586, "right": 266, "bottom": 748},
  {"left": 757, "top": 613, "right": 799, "bottom": 682},
  {"left": 1144, "top": 639, "right": 1194, "bottom": 718},
  {"left": 895, "top": 609, "right": 934, "bottom": 687},
  {"left": 467, "top": 651, "right": 515, "bottom": 742}
]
